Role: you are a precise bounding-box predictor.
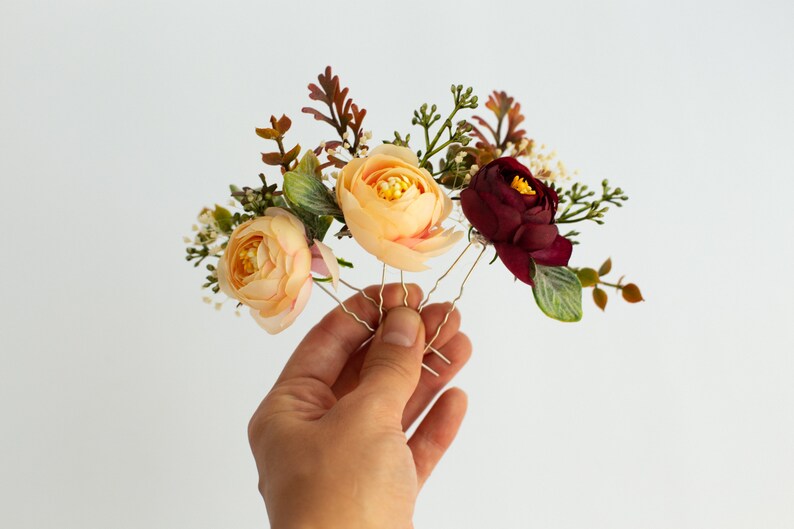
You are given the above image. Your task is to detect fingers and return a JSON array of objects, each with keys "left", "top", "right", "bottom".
[
  {"left": 402, "top": 332, "right": 472, "bottom": 430},
  {"left": 355, "top": 307, "right": 425, "bottom": 411},
  {"left": 277, "top": 283, "right": 422, "bottom": 387},
  {"left": 408, "top": 387, "right": 468, "bottom": 490},
  {"left": 331, "top": 302, "right": 464, "bottom": 401}
]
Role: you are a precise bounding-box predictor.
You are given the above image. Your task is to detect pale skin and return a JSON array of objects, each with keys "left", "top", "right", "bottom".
[{"left": 248, "top": 283, "right": 472, "bottom": 529}]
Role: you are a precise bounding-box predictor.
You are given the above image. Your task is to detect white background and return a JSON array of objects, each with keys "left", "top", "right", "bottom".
[{"left": 2, "top": 1, "right": 793, "bottom": 527}]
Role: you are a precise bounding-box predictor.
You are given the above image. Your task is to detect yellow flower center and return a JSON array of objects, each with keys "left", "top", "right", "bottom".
[
  {"left": 376, "top": 176, "right": 410, "bottom": 201},
  {"left": 238, "top": 244, "right": 259, "bottom": 274},
  {"left": 510, "top": 175, "right": 537, "bottom": 195}
]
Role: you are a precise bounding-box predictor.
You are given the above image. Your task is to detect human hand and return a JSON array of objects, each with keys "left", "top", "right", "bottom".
[{"left": 247, "top": 283, "right": 472, "bottom": 529}]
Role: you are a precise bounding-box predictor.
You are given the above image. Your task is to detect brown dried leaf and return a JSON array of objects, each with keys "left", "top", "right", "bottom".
[
  {"left": 255, "top": 128, "right": 280, "bottom": 140},
  {"left": 283, "top": 144, "right": 301, "bottom": 166},
  {"left": 598, "top": 258, "right": 613, "bottom": 277},
  {"left": 276, "top": 115, "right": 292, "bottom": 134},
  {"left": 261, "top": 152, "right": 283, "bottom": 166},
  {"left": 593, "top": 288, "right": 608, "bottom": 311},
  {"left": 622, "top": 283, "right": 644, "bottom": 303}
]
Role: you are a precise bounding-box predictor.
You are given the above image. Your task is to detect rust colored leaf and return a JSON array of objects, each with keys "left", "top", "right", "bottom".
[
  {"left": 276, "top": 115, "right": 292, "bottom": 134},
  {"left": 598, "top": 257, "right": 612, "bottom": 277},
  {"left": 255, "top": 128, "right": 280, "bottom": 140},
  {"left": 593, "top": 288, "right": 608, "bottom": 311},
  {"left": 261, "top": 152, "right": 283, "bottom": 166},
  {"left": 622, "top": 283, "right": 644, "bottom": 303},
  {"left": 283, "top": 144, "right": 301, "bottom": 166},
  {"left": 469, "top": 90, "right": 527, "bottom": 161},
  {"left": 302, "top": 66, "right": 367, "bottom": 155}
]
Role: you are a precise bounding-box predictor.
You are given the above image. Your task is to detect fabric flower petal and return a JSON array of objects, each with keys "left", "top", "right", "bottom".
[
  {"left": 530, "top": 235, "right": 573, "bottom": 267},
  {"left": 494, "top": 242, "right": 534, "bottom": 286}
]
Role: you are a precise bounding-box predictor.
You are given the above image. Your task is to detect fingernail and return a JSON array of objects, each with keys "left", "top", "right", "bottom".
[{"left": 381, "top": 307, "right": 420, "bottom": 347}]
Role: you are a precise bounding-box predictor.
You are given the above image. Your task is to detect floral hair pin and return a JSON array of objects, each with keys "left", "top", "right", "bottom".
[{"left": 185, "top": 67, "right": 643, "bottom": 373}]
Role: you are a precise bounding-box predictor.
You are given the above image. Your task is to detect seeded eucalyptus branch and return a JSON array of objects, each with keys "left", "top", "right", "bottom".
[
  {"left": 553, "top": 180, "right": 628, "bottom": 225},
  {"left": 406, "top": 85, "right": 478, "bottom": 170}
]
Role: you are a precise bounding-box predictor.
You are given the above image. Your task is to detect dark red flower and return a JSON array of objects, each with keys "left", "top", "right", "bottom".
[{"left": 460, "top": 157, "right": 572, "bottom": 285}]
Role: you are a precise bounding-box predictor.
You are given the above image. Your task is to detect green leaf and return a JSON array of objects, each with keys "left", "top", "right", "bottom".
[
  {"left": 212, "top": 204, "right": 233, "bottom": 233},
  {"left": 283, "top": 151, "right": 343, "bottom": 219},
  {"left": 311, "top": 215, "right": 333, "bottom": 241},
  {"left": 576, "top": 267, "right": 599, "bottom": 288},
  {"left": 532, "top": 265, "right": 583, "bottom": 322},
  {"left": 336, "top": 257, "right": 354, "bottom": 268}
]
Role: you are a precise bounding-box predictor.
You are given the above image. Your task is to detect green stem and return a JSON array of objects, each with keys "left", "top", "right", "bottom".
[
  {"left": 421, "top": 103, "right": 462, "bottom": 167},
  {"left": 557, "top": 205, "right": 592, "bottom": 223}
]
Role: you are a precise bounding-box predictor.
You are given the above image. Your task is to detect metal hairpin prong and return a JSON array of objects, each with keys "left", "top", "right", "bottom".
[
  {"left": 315, "top": 282, "right": 375, "bottom": 332},
  {"left": 339, "top": 278, "right": 379, "bottom": 309},
  {"left": 424, "top": 244, "right": 488, "bottom": 353},
  {"left": 421, "top": 363, "right": 440, "bottom": 377},
  {"left": 418, "top": 241, "right": 473, "bottom": 312},
  {"left": 317, "top": 283, "right": 439, "bottom": 377},
  {"left": 400, "top": 270, "right": 409, "bottom": 307},
  {"left": 426, "top": 344, "right": 452, "bottom": 365},
  {"left": 377, "top": 263, "right": 387, "bottom": 324}
]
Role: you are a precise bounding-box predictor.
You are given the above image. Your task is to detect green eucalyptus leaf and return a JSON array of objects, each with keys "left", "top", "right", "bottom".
[
  {"left": 532, "top": 265, "right": 583, "bottom": 322},
  {"left": 283, "top": 152, "right": 343, "bottom": 220}
]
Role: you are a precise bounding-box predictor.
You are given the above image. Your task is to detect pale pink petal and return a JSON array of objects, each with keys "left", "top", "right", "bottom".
[{"left": 311, "top": 239, "right": 340, "bottom": 290}]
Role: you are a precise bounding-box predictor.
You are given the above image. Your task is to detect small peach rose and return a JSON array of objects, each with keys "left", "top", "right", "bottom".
[
  {"left": 217, "top": 207, "right": 338, "bottom": 334},
  {"left": 336, "top": 144, "right": 462, "bottom": 271}
]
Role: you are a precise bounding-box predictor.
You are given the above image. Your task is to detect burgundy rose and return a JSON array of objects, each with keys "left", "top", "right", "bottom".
[{"left": 460, "top": 157, "right": 572, "bottom": 285}]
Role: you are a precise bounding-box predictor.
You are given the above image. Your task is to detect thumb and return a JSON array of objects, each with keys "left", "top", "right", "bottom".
[{"left": 357, "top": 306, "right": 425, "bottom": 409}]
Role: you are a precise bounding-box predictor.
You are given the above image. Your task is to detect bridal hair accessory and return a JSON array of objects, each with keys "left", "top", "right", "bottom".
[{"left": 184, "top": 67, "right": 643, "bottom": 374}]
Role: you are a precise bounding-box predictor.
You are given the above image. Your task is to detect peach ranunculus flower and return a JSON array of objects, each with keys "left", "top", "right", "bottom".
[
  {"left": 217, "top": 207, "right": 339, "bottom": 334},
  {"left": 336, "top": 144, "right": 463, "bottom": 271}
]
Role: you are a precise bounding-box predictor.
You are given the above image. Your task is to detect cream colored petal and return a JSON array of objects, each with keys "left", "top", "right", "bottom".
[
  {"left": 278, "top": 278, "right": 313, "bottom": 330},
  {"left": 345, "top": 208, "right": 390, "bottom": 262},
  {"left": 270, "top": 215, "right": 309, "bottom": 255},
  {"left": 337, "top": 158, "right": 366, "bottom": 200},
  {"left": 265, "top": 207, "right": 308, "bottom": 235},
  {"left": 217, "top": 258, "right": 236, "bottom": 299},
  {"left": 376, "top": 238, "right": 430, "bottom": 272},
  {"left": 250, "top": 307, "right": 289, "bottom": 335},
  {"left": 239, "top": 277, "right": 281, "bottom": 302},
  {"left": 368, "top": 144, "right": 420, "bottom": 166},
  {"left": 411, "top": 228, "right": 465, "bottom": 256},
  {"left": 403, "top": 193, "right": 438, "bottom": 230},
  {"left": 284, "top": 248, "right": 312, "bottom": 298}
]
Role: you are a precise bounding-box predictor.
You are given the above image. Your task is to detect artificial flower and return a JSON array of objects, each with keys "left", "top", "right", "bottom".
[
  {"left": 460, "top": 157, "right": 572, "bottom": 285},
  {"left": 217, "top": 207, "right": 339, "bottom": 334},
  {"left": 336, "top": 144, "right": 462, "bottom": 271}
]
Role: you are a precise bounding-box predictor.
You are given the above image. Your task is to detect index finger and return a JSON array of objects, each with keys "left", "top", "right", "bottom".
[{"left": 276, "top": 282, "right": 423, "bottom": 387}]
